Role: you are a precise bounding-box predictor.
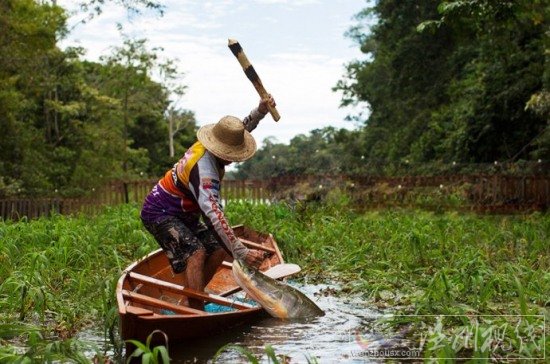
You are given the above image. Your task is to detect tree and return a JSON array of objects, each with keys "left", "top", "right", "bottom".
[
  {"left": 234, "top": 127, "right": 366, "bottom": 179},
  {"left": 156, "top": 58, "right": 190, "bottom": 159},
  {"left": 97, "top": 37, "right": 165, "bottom": 177},
  {"left": 97, "top": 36, "right": 196, "bottom": 177},
  {"left": 335, "top": 0, "right": 456, "bottom": 162},
  {"left": 166, "top": 107, "right": 196, "bottom": 158},
  {"left": 0, "top": 0, "right": 68, "bottom": 195},
  {"left": 0, "top": 1, "right": 195, "bottom": 197},
  {"left": 418, "top": 0, "right": 549, "bottom": 162},
  {"left": 335, "top": 0, "right": 548, "bottom": 163}
]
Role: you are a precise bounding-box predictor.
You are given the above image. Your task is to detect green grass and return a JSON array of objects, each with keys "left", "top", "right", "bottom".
[
  {"left": 228, "top": 202, "right": 549, "bottom": 313},
  {"left": 0, "top": 201, "right": 548, "bottom": 361},
  {"left": 0, "top": 204, "right": 157, "bottom": 362},
  {"left": 227, "top": 200, "right": 549, "bottom": 359}
]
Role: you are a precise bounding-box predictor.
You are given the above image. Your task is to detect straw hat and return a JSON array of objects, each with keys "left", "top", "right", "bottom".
[{"left": 197, "top": 115, "right": 257, "bottom": 162}]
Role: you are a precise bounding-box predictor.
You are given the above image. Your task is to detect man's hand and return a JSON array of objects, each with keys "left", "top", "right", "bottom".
[
  {"left": 244, "top": 249, "right": 264, "bottom": 269},
  {"left": 258, "top": 94, "right": 276, "bottom": 115}
]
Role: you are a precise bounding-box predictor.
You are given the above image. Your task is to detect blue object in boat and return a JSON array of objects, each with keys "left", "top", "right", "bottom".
[
  {"left": 160, "top": 309, "right": 176, "bottom": 315},
  {"left": 204, "top": 303, "right": 237, "bottom": 313}
]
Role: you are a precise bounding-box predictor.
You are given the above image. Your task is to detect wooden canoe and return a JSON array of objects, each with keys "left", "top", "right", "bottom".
[{"left": 116, "top": 225, "right": 285, "bottom": 346}]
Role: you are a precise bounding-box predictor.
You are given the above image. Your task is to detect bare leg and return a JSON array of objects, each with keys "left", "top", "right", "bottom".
[
  {"left": 185, "top": 248, "right": 206, "bottom": 310},
  {"left": 204, "top": 248, "right": 231, "bottom": 284}
]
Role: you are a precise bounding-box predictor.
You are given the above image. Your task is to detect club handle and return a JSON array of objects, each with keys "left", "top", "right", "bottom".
[{"left": 228, "top": 39, "right": 280, "bottom": 122}]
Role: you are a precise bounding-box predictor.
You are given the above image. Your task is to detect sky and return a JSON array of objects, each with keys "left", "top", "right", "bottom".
[{"left": 58, "top": 0, "right": 368, "bottom": 146}]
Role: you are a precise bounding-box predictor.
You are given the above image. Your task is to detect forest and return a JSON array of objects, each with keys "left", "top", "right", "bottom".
[
  {"left": 1, "top": 0, "right": 548, "bottom": 192},
  {"left": 0, "top": 0, "right": 195, "bottom": 197}
]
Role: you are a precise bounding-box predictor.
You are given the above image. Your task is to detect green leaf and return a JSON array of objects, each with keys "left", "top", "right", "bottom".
[
  {"left": 126, "top": 340, "right": 149, "bottom": 353},
  {"left": 416, "top": 20, "right": 441, "bottom": 33},
  {"left": 438, "top": 1, "right": 465, "bottom": 14},
  {"left": 264, "top": 345, "right": 280, "bottom": 364},
  {"left": 142, "top": 352, "right": 152, "bottom": 364},
  {"left": 514, "top": 276, "right": 528, "bottom": 316},
  {"left": 153, "top": 346, "right": 170, "bottom": 364}
]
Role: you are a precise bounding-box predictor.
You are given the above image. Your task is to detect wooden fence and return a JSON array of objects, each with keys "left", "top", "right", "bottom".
[
  {"left": 1, "top": 174, "right": 548, "bottom": 220},
  {"left": 0, "top": 180, "right": 156, "bottom": 220}
]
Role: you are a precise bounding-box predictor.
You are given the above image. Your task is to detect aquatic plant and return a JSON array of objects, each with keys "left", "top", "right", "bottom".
[
  {"left": 125, "top": 330, "right": 170, "bottom": 364},
  {"left": 0, "top": 323, "right": 106, "bottom": 363},
  {"left": 0, "top": 204, "right": 157, "bottom": 362},
  {"left": 0, "top": 200, "right": 548, "bottom": 361},
  {"left": 226, "top": 201, "right": 550, "bottom": 359}
]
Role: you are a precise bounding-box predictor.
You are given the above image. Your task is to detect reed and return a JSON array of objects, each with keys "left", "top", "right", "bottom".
[
  {"left": 228, "top": 202, "right": 549, "bottom": 312},
  {"left": 0, "top": 204, "right": 157, "bottom": 362},
  {"left": 226, "top": 201, "right": 549, "bottom": 359},
  {"left": 0, "top": 201, "right": 548, "bottom": 361}
]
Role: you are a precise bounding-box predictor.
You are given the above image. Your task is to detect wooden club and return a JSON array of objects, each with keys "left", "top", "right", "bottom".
[{"left": 228, "top": 39, "right": 281, "bottom": 122}]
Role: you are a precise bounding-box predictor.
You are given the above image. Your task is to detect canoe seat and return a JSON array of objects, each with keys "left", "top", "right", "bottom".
[
  {"left": 122, "top": 289, "right": 205, "bottom": 315},
  {"left": 128, "top": 272, "right": 254, "bottom": 310}
]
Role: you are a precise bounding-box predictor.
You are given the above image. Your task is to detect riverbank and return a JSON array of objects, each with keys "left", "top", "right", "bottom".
[{"left": 0, "top": 202, "right": 548, "bottom": 361}]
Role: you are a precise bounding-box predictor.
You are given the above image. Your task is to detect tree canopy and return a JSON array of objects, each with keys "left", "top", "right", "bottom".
[
  {"left": 0, "top": 0, "right": 196, "bottom": 197},
  {"left": 2, "top": 0, "right": 548, "bottom": 192},
  {"left": 333, "top": 0, "right": 548, "bottom": 164}
]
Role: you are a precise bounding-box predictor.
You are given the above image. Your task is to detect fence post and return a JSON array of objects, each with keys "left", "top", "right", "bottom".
[{"left": 123, "top": 182, "right": 129, "bottom": 204}]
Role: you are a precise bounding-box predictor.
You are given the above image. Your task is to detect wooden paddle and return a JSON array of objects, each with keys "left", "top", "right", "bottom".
[
  {"left": 263, "top": 263, "right": 301, "bottom": 279},
  {"left": 220, "top": 261, "right": 301, "bottom": 279}
]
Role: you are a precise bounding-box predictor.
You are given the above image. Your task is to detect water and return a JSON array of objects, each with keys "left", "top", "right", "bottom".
[
  {"left": 73, "top": 329, "right": 114, "bottom": 362},
  {"left": 80, "top": 283, "right": 411, "bottom": 363},
  {"left": 168, "top": 283, "right": 384, "bottom": 363}
]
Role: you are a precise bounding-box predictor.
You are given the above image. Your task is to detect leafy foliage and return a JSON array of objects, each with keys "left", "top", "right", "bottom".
[
  {"left": 333, "top": 0, "right": 548, "bottom": 163},
  {"left": 234, "top": 126, "right": 548, "bottom": 178},
  {"left": 126, "top": 330, "right": 170, "bottom": 364},
  {"left": 237, "top": 0, "right": 548, "bottom": 178},
  {"left": 0, "top": 203, "right": 548, "bottom": 360},
  {"left": 0, "top": 1, "right": 196, "bottom": 198},
  {"left": 235, "top": 127, "right": 366, "bottom": 178},
  {"left": 0, "top": 204, "right": 158, "bottom": 362}
]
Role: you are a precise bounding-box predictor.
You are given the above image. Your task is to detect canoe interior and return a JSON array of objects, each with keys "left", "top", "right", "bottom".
[{"left": 117, "top": 226, "right": 284, "bottom": 341}]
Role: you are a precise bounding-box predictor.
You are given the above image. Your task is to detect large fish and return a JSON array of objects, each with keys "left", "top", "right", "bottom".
[{"left": 232, "top": 259, "right": 325, "bottom": 319}]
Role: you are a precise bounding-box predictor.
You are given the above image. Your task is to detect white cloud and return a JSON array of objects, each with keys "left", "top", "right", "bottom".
[{"left": 57, "top": 0, "right": 365, "bottom": 147}]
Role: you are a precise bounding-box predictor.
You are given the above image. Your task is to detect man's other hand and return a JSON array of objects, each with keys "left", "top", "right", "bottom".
[{"left": 244, "top": 249, "right": 264, "bottom": 268}]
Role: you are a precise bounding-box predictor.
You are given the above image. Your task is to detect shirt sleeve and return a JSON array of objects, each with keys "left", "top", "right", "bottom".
[
  {"left": 188, "top": 154, "right": 249, "bottom": 260},
  {"left": 242, "top": 107, "right": 267, "bottom": 132}
]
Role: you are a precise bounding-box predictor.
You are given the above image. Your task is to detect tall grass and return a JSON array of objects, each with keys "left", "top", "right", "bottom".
[
  {"left": 227, "top": 201, "right": 549, "bottom": 315},
  {"left": 0, "top": 200, "right": 548, "bottom": 361},
  {"left": 0, "top": 204, "right": 157, "bottom": 362},
  {"left": 227, "top": 199, "right": 549, "bottom": 359}
]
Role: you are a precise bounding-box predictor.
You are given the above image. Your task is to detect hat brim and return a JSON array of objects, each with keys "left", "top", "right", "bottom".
[{"left": 197, "top": 124, "right": 257, "bottom": 162}]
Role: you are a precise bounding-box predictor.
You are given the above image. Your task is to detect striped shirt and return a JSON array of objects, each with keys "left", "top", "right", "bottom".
[{"left": 141, "top": 107, "right": 266, "bottom": 259}]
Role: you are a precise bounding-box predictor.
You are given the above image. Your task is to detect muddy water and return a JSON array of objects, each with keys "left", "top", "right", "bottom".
[
  {"left": 80, "top": 283, "right": 401, "bottom": 363},
  {"left": 169, "top": 283, "right": 384, "bottom": 363}
]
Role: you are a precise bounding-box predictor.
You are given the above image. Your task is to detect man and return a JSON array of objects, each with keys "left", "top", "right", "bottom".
[{"left": 140, "top": 96, "right": 276, "bottom": 309}]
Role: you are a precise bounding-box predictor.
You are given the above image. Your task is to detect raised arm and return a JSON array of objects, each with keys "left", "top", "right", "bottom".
[{"left": 242, "top": 95, "right": 277, "bottom": 132}]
